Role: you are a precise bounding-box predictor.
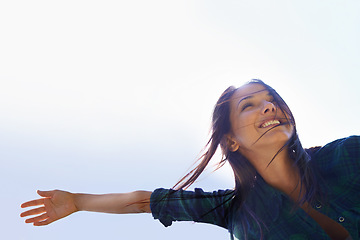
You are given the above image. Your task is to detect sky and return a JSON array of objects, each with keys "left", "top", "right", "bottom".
[{"left": 1, "top": 1, "right": 360, "bottom": 239}]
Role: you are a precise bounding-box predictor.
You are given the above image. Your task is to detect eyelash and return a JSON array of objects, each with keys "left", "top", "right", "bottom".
[
  {"left": 241, "top": 97, "right": 276, "bottom": 111},
  {"left": 241, "top": 103, "right": 253, "bottom": 111}
]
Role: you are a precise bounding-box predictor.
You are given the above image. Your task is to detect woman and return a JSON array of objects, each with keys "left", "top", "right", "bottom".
[{"left": 21, "top": 80, "right": 359, "bottom": 240}]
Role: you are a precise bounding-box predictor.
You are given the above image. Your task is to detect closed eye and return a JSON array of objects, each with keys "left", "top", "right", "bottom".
[{"left": 241, "top": 103, "right": 253, "bottom": 111}]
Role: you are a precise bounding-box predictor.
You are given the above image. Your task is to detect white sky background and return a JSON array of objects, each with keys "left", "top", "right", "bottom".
[{"left": 1, "top": 1, "right": 360, "bottom": 239}]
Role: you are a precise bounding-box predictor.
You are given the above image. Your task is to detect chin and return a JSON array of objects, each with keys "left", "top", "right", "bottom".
[{"left": 258, "top": 131, "right": 292, "bottom": 147}]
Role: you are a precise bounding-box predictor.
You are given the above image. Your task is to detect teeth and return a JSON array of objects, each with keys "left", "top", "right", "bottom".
[{"left": 261, "top": 120, "right": 280, "bottom": 128}]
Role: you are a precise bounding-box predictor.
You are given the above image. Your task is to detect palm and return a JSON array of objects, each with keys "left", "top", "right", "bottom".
[
  {"left": 45, "top": 191, "right": 76, "bottom": 220},
  {"left": 21, "top": 190, "right": 77, "bottom": 226}
]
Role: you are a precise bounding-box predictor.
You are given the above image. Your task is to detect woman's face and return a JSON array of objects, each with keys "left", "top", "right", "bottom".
[{"left": 228, "top": 83, "right": 294, "bottom": 154}]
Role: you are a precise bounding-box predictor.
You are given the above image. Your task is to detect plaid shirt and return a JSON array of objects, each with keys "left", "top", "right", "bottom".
[{"left": 150, "top": 136, "right": 360, "bottom": 239}]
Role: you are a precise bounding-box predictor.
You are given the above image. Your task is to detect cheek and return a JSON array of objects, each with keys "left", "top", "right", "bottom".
[
  {"left": 288, "top": 124, "right": 295, "bottom": 136},
  {"left": 238, "top": 113, "right": 257, "bottom": 131},
  {"left": 230, "top": 112, "right": 258, "bottom": 142},
  {"left": 233, "top": 119, "right": 257, "bottom": 143}
]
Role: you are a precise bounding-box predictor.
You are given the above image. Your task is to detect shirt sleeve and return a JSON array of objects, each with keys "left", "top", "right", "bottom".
[{"left": 150, "top": 188, "right": 234, "bottom": 229}]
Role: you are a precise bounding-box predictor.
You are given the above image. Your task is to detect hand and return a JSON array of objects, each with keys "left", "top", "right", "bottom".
[{"left": 20, "top": 190, "right": 78, "bottom": 226}]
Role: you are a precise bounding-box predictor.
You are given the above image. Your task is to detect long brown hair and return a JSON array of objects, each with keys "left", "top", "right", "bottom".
[
  {"left": 174, "top": 79, "right": 297, "bottom": 191},
  {"left": 172, "top": 79, "right": 319, "bottom": 239}
]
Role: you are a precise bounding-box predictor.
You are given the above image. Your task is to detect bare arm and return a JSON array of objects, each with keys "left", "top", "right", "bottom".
[
  {"left": 75, "top": 190, "right": 152, "bottom": 214},
  {"left": 20, "top": 190, "right": 152, "bottom": 226}
]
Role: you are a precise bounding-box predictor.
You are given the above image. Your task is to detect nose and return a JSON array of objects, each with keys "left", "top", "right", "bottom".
[{"left": 262, "top": 101, "right": 276, "bottom": 114}]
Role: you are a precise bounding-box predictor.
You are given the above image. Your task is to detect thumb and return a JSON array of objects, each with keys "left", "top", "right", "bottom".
[{"left": 37, "top": 190, "right": 55, "bottom": 198}]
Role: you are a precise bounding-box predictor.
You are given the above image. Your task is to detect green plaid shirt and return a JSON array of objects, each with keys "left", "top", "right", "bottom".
[{"left": 150, "top": 136, "right": 360, "bottom": 239}]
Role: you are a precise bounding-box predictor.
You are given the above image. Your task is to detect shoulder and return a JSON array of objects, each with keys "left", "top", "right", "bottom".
[
  {"left": 311, "top": 135, "right": 360, "bottom": 188},
  {"left": 323, "top": 135, "right": 359, "bottom": 149},
  {"left": 312, "top": 135, "right": 360, "bottom": 163}
]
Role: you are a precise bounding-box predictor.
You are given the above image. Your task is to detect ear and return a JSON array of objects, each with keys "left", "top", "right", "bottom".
[{"left": 226, "top": 134, "right": 240, "bottom": 152}]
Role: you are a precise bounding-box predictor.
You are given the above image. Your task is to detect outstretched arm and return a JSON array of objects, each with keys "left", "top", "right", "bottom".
[{"left": 20, "top": 190, "right": 152, "bottom": 226}]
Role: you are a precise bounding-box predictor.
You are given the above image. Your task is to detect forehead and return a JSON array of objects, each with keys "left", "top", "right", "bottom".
[{"left": 231, "top": 83, "right": 268, "bottom": 102}]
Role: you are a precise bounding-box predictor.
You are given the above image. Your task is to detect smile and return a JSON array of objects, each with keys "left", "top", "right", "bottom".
[{"left": 260, "top": 119, "right": 281, "bottom": 128}]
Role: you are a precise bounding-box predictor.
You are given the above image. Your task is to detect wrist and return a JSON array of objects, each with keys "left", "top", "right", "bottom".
[{"left": 73, "top": 193, "right": 86, "bottom": 212}]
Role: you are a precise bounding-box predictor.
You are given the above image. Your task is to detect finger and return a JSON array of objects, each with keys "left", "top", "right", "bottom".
[
  {"left": 37, "top": 190, "right": 55, "bottom": 198},
  {"left": 34, "top": 218, "right": 53, "bottom": 226},
  {"left": 25, "top": 213, "right": 48, "bottom": 224},
  {"left": 20, "top": 207, "right": 46, "bottom": 217},
  {"left": 21, "top": 199, "right": 44, "bottom": 208}
]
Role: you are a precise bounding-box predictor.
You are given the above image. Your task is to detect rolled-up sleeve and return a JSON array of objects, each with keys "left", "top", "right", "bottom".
[{"left": 150, "top": 188, "right": 234, "bottom": 229}]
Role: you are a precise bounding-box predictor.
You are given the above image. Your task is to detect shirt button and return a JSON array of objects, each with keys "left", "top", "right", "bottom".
[
  {"left": 338, "top": 217, "right": 345, "bottom": 223},
  {"left": 315, "top": 204, "right": 322, "bottom": 209}
]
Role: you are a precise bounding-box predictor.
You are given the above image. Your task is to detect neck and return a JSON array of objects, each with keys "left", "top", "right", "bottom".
[{"left": 241, "top": 145, "right": 302, "bottom": 199}]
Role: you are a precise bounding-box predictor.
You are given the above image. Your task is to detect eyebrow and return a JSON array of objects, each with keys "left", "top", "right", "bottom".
[
  {"left": 236, "top": 89, "right": 272, "bottom": 109},
  {"left": 237, "top": 95, "right": 253, "bottom": 108}
]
